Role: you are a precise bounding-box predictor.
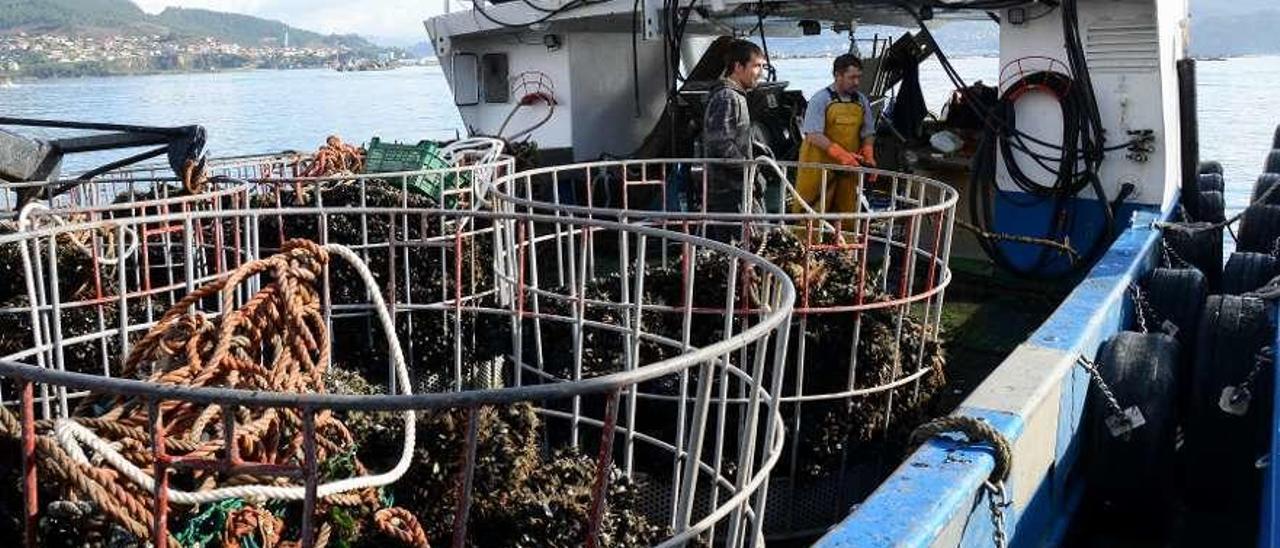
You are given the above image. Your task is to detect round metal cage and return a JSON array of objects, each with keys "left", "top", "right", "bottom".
[
  {"left": 492, "top": 157, "right": 958, "bottom": 537},
  {"left": 0, "top": 183, "right": 794, "bottom": 548}
]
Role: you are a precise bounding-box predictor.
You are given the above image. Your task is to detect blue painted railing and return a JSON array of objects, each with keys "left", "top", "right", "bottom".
[
  {"left": 1262, "top": 305, "right": 1280, "bottom": 548},
  {"left": 817, "top": 206, "right": 1166, "bottom": 547}
]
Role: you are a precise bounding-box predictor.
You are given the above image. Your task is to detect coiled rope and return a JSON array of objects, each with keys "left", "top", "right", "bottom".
[{"left": 2, "top": 239, "right": 423, "bottom": 545}]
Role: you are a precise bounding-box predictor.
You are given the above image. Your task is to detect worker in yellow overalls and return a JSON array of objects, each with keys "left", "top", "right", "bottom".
[{"left": 793, "top": 54, "right": 877, "bottom": 213}]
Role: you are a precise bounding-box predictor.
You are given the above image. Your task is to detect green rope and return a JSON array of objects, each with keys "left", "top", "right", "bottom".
[{"left": 173, "top": 498, "right": 245, "bottom": 547}]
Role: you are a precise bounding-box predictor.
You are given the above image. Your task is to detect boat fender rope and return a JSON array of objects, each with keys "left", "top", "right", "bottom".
[
  {"left": 1154, "top": 176, "right": 1280, "bottom": 234},
  {"left": 909, "top": 416, "right": 1012, "bottom": 484},
  {"left": 910, "top": 415, "right": 1013, "bottom": 548}
]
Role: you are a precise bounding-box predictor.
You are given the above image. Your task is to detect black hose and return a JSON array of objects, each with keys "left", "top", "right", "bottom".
[{"left": 957, "top": 0, "right": 1122, "bottom": 279}]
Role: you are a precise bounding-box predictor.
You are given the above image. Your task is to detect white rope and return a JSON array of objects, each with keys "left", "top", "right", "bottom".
[
  {"left": 52, "top": 243, "right": 417, "bottom": 505},
  {"left": 440, "top": 136, "right": 505, "bottom": 204},
  {"left": 752, "top": 156, "right": 866, "bottom": 240},
  {"left": 17, "top": 202, "right": 140, "bottom": 266}
]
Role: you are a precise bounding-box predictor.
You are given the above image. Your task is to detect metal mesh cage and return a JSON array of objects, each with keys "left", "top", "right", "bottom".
[
  {"left": 492, "top": 157, "right": 958, "bottom": 538},
  {"left": 0, "top": 164, "right": 794, "bottom": 547}
]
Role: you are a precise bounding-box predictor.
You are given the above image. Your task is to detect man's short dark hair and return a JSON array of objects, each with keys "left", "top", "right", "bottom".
[
  {"left": 833, "top": 54, "right": 863, "bottom": 75},
  {"left": 723, "top": 39, "right": 765, "bottom": 75}
]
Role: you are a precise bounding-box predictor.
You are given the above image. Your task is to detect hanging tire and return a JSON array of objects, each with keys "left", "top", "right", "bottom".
[
  {"left": 1266, "top": 149, "right": 1280, "bottom": 174},
  {"left": 1142, "top": 267, "right": 1206, "bottom": 400},
  {"left": 1222, "top": 252, "right": 1280, "bottom": 295},
  {"left": 1199, "top": 161, "right": 1223, "bottom": 176},
  {"left": 1143, "top": 267, "right": 1206, "bottom": 345},
  {"left": 1238, "top": 204, "right": 1280, "bottom": 254},
  {"left": 1197, "top": 172, "right": 1224, "bottom": 193},
  {"left": 1274, "top": 124, "right": 1280, "bottom": 148},
  {"left": 1196, "top": 190, "right": 1226, "bottom": 224},
  {"left": 1184, "top": 295, "right": 1273, "bottom": 503},
  {"left": 1252, "top": 173, "right": 1280, "bottom": 206},
  {"left": 1084, "top": 331, "right": 1180, "bottom": 524},
  {"left": 1162, "top": 224, "right": 1223, "bottom": 291}
]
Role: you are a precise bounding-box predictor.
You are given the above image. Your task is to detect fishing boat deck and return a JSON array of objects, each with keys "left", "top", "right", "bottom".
[{"left": 934, "top": 262, "right": 1067, "bottom": 413}]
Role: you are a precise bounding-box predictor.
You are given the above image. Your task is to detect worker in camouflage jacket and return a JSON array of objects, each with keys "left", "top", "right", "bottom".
[{"left": 701, "top": 39, "right": 767, "bottom": 240}]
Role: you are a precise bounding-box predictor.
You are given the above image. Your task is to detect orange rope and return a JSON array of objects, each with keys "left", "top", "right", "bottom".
[
  {"left": 4, "top": 239, "right": 412, "bottom": 545},
  {"left": 375, "top": 508, "right": 430, "bottom": 547}
]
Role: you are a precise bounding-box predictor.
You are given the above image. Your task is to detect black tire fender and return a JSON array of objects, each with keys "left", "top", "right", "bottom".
[
  {"left": 1184, "top": 295, "right": 1273, "bottom": 501},
  {"left": 1162, "top": 224, "right": 1224, "bottom": 291},
  {"left": 1223, "top": 252, "right": 1280, "bottom": 296},
  {"left": 1197, "top": 190, "right": 1226, "bottom": 224},
  {"left": 1143, "top": 267, "right": 1206, "bottom": 346},
  {"left": 1197, "top": 172, "right": 1224, "bottom": 193},
  {"left": 1238, "top": 204, "right": 1280, "bottom": 254},
  {"left": 1084, "top": 331, "right": 1180, "bottom": 521},
  {"left": 1252, "top": 173, "right": 1280, "bottom": 206}
]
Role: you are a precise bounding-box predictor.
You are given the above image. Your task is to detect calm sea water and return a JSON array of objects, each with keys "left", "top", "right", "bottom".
[{"left": 2, "top": 56, "right": 1276, "bottom": 227}]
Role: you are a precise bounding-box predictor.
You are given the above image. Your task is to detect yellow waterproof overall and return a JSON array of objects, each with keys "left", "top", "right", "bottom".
[{"left": 793, "top": 91, "right": 865, "bottom": 213}]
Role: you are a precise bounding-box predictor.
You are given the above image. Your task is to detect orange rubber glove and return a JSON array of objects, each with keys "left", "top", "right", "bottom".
[
  {"left": 859, "top": 142, "right": 878, "bottom": 183},
  {"left": 859, "top": 143, "right": 876, "bottom": 168},
  {"left": 826, "top": 142, "right": 860, "bottom": 167}
]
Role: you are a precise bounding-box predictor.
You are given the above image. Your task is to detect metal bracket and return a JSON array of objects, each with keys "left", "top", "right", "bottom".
[
  {"left": 642, "top": 0, "right": 663, "bottom": 41},
  {"left": 0, "top": 117, "right": 206, "bottom": 206}
]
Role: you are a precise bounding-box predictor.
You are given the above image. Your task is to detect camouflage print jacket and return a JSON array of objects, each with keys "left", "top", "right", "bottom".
[
  {"left": 702, "top": 77, "right": 752, "bottom": 162},
  {"left": 701, "top": 77, "right": 764, "bottom": 217}
]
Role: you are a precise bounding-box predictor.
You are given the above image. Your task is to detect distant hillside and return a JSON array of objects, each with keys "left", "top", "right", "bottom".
[
  {"left": 154, "top": 8, "right": 373, "bottom": 50},
  {"left": 0, "top": 0, "right": 155, "bottom": 33},
  {"left": 0, "top": 0, "right": 377, "bottom": 50},
  {"left": 1192, "top": 0, "right": 1275, "bottom": 17},
  {"left": 1190, "top": 11, "right": 1280, "bottom": 57}
]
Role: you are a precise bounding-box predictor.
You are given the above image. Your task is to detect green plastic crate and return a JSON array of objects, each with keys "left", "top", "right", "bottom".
[{"left": 364, "top": 137, "right": 458, "bottom": 202}]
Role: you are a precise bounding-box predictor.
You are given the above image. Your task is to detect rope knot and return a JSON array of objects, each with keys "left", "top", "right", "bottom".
[
  {"left": 375, "top": 507, "right": 430, "bottom": 547},
  {"left": 909, "top": 415, "right": 1013, "bottom": 485}
]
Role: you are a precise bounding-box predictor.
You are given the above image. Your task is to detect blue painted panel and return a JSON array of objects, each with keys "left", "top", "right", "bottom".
[
  {"left": 1029, "top": 207, "right": 1162, "bottom": 353},
  {"left": 815, "top": 408, "right": 1023, "bottom": 548},
  {"left": 1262, "top": 304, "right": 1280, "bottom": 548},
  {"left": 990, "top": 190, "right": 1147, "bottom": 278}
]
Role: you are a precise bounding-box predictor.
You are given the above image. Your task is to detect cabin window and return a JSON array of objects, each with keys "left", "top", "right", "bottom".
[
  {"left": 482, "top": 53, "right": 510, "bottom": 103},
  {"left": 452, "top": 53, "right": 480, "bottom": 106}
]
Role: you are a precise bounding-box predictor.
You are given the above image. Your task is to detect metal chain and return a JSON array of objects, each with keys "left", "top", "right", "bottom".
[
  {"left": 1127, "top": 284, "right": 1150, "bottom": 334},
  {"left": 1160, "top": 238, "right": 1192, "bottom": 269},
  {"left": 910, "top": 416, "right": 1013, "bottom": 548},
  {"left": 1128, "top": 283, "right": 1175, "bottom": 336},
  {"left": 984, "top": 481, "right": 1009, "bottom": 548},
  {"left": 1077, "top": 355, "right": 1127, "bottom": 420},
  {"left": 1227, "top": 346, "right": 1275, "bottom": 408}
]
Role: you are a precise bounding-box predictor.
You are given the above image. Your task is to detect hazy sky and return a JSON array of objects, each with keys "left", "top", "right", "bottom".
[{"left": 132, "top": 0, "right": 463, "bottom": 44}]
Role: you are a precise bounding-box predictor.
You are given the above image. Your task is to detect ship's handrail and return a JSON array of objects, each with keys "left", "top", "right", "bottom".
[
  {"left": 816, "top": 203, "right": 1170, "bottom": 547},
  {"left": 1262, "top": 301, "right": 1280, "bottom": 545}
]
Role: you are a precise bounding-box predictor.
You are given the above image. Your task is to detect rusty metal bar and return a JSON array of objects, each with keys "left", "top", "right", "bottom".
[
  {"left": 451, "top": 407, "right": 481, "bottom": 548},
  {"left": 585, "top": 390, "right": 622, "bottom": 548},
  {"left": 21, "top": 380, "right": 36, "bottom": 548},
  {"left": 150, "top": 399, "right": 169, "bottom": 548},
  {"left": 301, "top": 408, "right": 319, "bottom": 548}
]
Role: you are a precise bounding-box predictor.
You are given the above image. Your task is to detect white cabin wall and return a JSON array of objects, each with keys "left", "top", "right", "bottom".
[
  {"left": 566, "top": 32, "right": 669, "bottom": 160},
  {"left": 443, "top": 35, "right": 575, "bottom": 149},
  {"left": 998, "top": 0, "right": 1187, "bottom": 210},
  {"left": 1157, "top": 0, "right": 1191, "bottom": 210}
]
